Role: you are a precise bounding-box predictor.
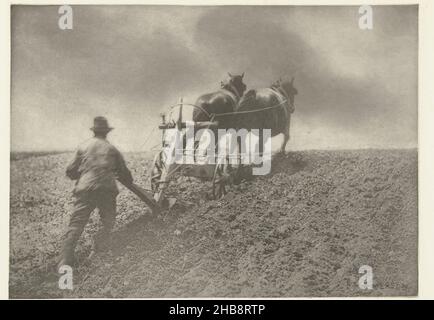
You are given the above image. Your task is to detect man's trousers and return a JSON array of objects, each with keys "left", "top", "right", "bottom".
[{"left": 60, "top": 189, "right": 117, "bottom": 264}]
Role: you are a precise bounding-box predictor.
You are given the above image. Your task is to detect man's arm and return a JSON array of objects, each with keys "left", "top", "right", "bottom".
[
  {"left": 116, "top": 151, "right": 133, "bottom": 185},
  {"left": 66, "top": 149, "right": 82, "bottom": 180}
]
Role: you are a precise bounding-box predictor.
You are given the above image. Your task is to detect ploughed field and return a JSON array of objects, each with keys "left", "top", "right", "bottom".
[{"left": 9, "top": 149, "right": 417, "bottom": 298}]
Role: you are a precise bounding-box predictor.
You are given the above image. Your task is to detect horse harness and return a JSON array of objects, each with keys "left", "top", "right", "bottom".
[
  {"left": 210, "top": 85, "right": 294, "bottom": 119},
  {"left": 280, "top": 86, "right": 295, "bottom": 114},
  {"left": 220, "top": 83, "right": 242, "bottom": 110}
]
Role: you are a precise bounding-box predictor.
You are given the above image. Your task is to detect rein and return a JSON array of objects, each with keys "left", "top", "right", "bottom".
[
  {"left": 212, "top": 86, "right": 294, "bottom": 118},
  {"left": 212, "top": 98, "right": 288, "bottom": 118},
  {"left": 167, "top": 103, "right": 212, "bottom": 120}
]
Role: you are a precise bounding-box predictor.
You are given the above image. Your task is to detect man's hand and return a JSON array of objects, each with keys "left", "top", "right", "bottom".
[
  {"left": 66, "top": 149, "right": 82, "bottom": 180},
  {"left": 66, "top": 169, "right": 80, "bottom": 180}
]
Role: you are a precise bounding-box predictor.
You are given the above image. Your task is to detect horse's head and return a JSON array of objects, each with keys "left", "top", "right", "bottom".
[
  {"left": 221, "top": 72, "right": 247, "bottom": 98},
  {"left": 275, "top": 77, "right": 298, "bottom": 106}
]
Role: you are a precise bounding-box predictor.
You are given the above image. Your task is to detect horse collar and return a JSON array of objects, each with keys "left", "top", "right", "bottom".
[
  {"left": 226, "top": 83, "right": 241, "bottom": 100},
  {"left": 273, "top": 86, "right": 289, "bottom": 100}
]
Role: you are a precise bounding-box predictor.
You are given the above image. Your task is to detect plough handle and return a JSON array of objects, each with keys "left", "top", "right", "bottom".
[{"left": 118, "top": 179, "right": 161, "bottom": 214}]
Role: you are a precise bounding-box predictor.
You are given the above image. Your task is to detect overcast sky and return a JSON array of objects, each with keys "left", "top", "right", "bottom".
[{"left": 11, "top": 5, "right": 418, "bottom": 152}]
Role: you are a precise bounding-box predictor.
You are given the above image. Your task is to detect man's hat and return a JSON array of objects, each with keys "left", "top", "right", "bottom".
[{"left": 90, "top": 116, "right": 113, "bottom": 133}]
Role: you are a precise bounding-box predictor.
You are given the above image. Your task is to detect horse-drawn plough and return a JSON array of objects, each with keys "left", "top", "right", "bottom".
[
  {"left": 149, "top": 75, "right": 297, "bottom": 206},
  {"left": 150, "top": 100, "right": 243, "bottom": 204}
]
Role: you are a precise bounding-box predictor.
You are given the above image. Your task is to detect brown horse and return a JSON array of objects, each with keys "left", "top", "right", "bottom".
[
  {"left": 235, "top": 77, "right": 298, "bottom": 153},
  {"left": 193, "top": 73, "right": 247, "bottom": 126}
]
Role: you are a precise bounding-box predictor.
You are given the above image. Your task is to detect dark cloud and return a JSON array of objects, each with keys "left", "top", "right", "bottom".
[
  {"left": 11, "top": 5, "right": 417, "bottom": 151},
  {"left": 12, "top": 6, "right": 205, "bottom": 107},
  {"left": 193, "top": 6, "right": 417, "bottom": 139}
]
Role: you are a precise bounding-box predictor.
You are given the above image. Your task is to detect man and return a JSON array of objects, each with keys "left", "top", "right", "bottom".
[{"left": 58, "top": 116, "right": 133, "bottom": 269}]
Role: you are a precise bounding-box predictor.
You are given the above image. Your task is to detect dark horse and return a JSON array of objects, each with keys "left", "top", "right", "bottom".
[
  {"left": 193, "top": 73, "right": 247, "bottom": 126},
  {"left": 235, "top": 77, "right": 298, "bottom": 153}
]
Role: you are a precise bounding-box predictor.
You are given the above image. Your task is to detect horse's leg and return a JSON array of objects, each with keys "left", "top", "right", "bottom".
[
  {"left": 280, "top": 120, "right": 290, "bottom": 154},
  {"left": 234, "top": 136, "right": 243, "bottom": 184}
]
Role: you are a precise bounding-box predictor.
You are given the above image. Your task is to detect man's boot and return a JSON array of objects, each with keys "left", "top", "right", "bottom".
[
  {"left": 91, "top": 229, "right": 112, "bottom": 253},
  {"left": 57, "top": 232, "right": 78, "bottom": 271}
]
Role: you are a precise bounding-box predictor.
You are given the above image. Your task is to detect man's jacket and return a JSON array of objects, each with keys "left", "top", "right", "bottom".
[{"left": 66, "top": 137, "right": 133, "bottom": 196}]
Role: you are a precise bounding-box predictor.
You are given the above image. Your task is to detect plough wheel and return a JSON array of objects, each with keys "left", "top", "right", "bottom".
[
  {"left": 151, "top": 151, "right": 166, "bottom": 203},
  {"left": 212, "top": 159, "right": 234, "bottom": 199}
]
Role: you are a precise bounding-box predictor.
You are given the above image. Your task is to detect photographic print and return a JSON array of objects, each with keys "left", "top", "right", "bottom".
[{"left": 9, "top": 4, "right": 418, "bottom": 298}]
